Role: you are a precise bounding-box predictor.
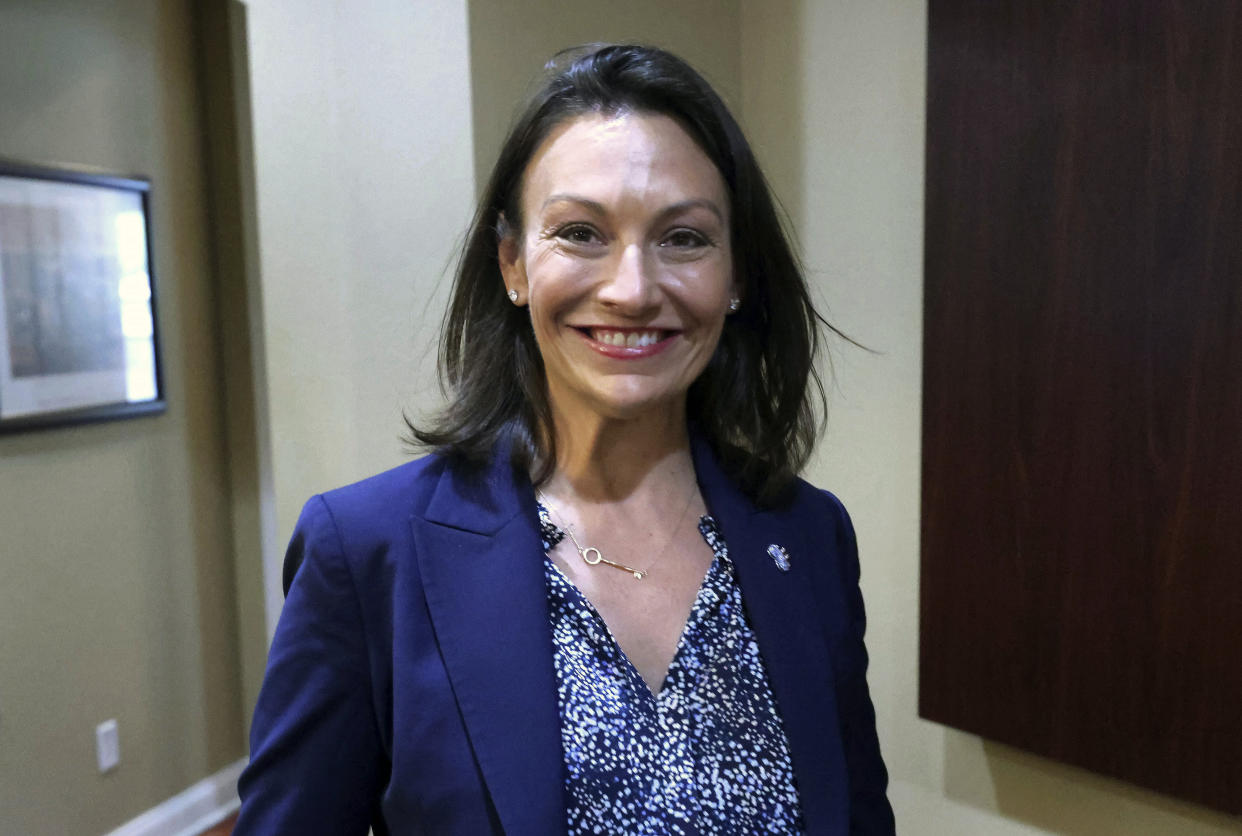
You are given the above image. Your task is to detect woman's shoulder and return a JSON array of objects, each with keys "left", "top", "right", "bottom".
[
  {"left": 314, "top": 451, "right": 450, "bottom": 524},
  {"left": 756, "top": 470, "right": 853, "bottom": 530},
  {"left": 292, "top": 448, "right": 517, "bottom": 555},
  {"left": 283, "top": 452, "right": 459, "bottom": 593}
]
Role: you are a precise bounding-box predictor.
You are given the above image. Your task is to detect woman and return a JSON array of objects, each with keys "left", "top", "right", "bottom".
[{"left": 237, "top": 44, "right": 893, "bottom": 835}]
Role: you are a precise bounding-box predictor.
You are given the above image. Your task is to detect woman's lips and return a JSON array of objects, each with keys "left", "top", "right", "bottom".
[{"left": 575, "top": 327, "right": 678, "bottom": 358}]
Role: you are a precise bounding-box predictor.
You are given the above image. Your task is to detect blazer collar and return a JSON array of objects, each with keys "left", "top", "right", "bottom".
[
  {"left": 411, "top": 446, "right": 565, "bottom": 835},
  {"left": 413, "top": 437, "right": 847, "bottom": 835}
]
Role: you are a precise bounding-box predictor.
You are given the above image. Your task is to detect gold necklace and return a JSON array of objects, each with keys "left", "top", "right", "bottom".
[{"left": 537, "top": 485, "right": 698, "bottom": 580}]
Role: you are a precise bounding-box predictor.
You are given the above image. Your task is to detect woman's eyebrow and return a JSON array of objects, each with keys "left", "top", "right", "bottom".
[
  {"left": 541, "top": 194, "right": 606, "bottom": 214},
  {"left": 541, "top": 194, "right": 725, "bottom": 224},
  {"left": 655, "top": 198, "right": 725, "bottom": 224}
]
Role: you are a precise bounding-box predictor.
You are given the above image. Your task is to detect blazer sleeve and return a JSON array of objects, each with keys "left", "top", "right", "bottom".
[
  {"left": 234, "top": 495, "right": 386, "bottom": 836},
  {"left": 824, "top": 491, "right": 897, "bottom": 835}
]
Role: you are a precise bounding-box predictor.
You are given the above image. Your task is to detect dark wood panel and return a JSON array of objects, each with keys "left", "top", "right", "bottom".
[{"left": 920, "top": 0, "right": 1242, "bottom": 814}]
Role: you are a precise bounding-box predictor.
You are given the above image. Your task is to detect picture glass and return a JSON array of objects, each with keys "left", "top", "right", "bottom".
[{"left": 0, "top": 172, "right": 159, "bottom": 425}]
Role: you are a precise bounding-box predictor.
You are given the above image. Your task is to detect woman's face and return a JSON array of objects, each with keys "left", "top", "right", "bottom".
[{"left": 499, "top": 111, "right": 735, "bottom": 424}]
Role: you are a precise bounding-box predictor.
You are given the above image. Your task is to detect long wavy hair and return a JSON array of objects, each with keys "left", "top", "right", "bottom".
[{"left": 409, "top": 44, "right": 838, "bottom": 504}]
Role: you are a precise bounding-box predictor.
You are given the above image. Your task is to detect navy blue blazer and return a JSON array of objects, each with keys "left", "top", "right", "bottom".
[{"left": 236, "top": 437, "right": 894, "bottom": 835}]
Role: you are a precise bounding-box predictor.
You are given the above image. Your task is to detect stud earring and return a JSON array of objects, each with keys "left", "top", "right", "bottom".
[
  {"left": 508, "top": 289, "right": 519, "bottom": 303},
  {"left": 728, "top": 297, "right": 741, "bottom": 313}
]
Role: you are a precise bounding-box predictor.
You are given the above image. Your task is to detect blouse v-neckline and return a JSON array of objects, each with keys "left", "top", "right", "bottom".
[
  {"left": 537, "top": 500, "right": 719, "bottom": 697},
  {"left": 536, "top": 501, "right": 805, "bottom": 834}
]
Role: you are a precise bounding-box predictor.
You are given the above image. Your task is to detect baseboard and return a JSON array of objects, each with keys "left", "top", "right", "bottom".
[
  {"left": 104, "top": 758, "right": 247, "bottom": 836},
  {"left": 887, "top": 777, "right": 1056, "bottom": 835}
]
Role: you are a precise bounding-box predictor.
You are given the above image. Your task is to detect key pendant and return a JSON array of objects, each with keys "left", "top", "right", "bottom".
[{"left": 577, "top": 546, "right": 646, "bottom": 579}]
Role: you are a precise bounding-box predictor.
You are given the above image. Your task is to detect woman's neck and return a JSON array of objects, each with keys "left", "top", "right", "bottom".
[{"left": 542, "top": 400, "right": 695, "bottom": 504}]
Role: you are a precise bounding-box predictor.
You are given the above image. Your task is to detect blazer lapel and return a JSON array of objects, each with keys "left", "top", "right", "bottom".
[
  {"left": 410, "top": 452, "right": 564, "bottom": 835},
  {"left": 692, "top": 438, "right": 849, "bottom": 836}
]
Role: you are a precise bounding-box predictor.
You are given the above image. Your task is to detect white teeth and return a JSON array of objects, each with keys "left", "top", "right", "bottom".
[{"left": 591, "top": 329, "right": 662, "bottom": 347}]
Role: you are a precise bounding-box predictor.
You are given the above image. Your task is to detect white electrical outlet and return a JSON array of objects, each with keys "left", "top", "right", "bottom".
[{"left": 96, "top": 719, "right": 120, "bottom": 773}]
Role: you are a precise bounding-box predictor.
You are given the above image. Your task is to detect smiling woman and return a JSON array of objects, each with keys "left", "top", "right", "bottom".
[{"left": 236, "top": 44, "right": 894, "bottom": 836}]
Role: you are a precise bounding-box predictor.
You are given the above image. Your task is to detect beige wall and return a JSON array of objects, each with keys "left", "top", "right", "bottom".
[
  {"left": 742, "top": 1, "right": 1242, "bottom": 833},
  {"left": 240, "top": 0, "right": 478, "bottom": 627},
  {"left": 0, "top": 2, "right": 246, "bottom": 834}
]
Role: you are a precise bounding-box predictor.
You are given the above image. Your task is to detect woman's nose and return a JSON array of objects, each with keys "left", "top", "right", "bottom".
[{"left": 597, "top": 243, "right": 659, "bottom": 312}]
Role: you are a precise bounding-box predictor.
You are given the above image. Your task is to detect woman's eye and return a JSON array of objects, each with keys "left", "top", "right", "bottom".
[
  {"left": 556, "top": 224, "right": 601, "bottom": 245},
  {"left": 662, "top": 229, "right": 709, "bottom": 248}
]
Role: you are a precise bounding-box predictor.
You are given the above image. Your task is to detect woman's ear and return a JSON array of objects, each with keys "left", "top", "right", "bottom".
[{"left": 497, "top": 215, "right": 527, "bottom": 305}]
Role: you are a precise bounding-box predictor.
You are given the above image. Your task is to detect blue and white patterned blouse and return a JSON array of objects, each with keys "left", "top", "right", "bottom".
[{"left": 538, "top": 503, "right": 805, "bottom": 835}]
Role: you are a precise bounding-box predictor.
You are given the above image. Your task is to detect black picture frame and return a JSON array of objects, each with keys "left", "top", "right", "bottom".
[{"left": 0, "top": 160, "right": 165, "bottom": 433}]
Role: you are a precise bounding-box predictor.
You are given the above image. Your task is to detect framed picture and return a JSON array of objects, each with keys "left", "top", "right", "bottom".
[{"left": 0, "top": 160, "right": 164, "bottom": 433}]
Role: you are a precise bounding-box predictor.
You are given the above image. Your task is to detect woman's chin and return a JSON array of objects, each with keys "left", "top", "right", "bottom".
[{"left": 561, "top": 387, "right": 689, "bottom": 425}]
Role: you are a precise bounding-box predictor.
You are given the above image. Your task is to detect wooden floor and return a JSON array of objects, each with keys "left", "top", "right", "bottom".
[{"left": 197, "top": 811, "right": 237, "bottom": 836}]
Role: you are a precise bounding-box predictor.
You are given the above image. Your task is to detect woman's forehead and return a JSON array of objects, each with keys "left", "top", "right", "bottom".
[{"left": 519, "top": 112, "right": 729, "bottom": 220}]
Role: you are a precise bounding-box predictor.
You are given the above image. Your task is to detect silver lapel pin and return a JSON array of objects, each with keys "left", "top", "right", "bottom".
[{"left": 767, "top": 544, "right": 791, "bottom": 572}]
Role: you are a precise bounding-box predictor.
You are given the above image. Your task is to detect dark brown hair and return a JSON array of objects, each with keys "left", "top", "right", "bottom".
[{"left": 409, "top": 44, "right": 837, "bottom": 503}]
